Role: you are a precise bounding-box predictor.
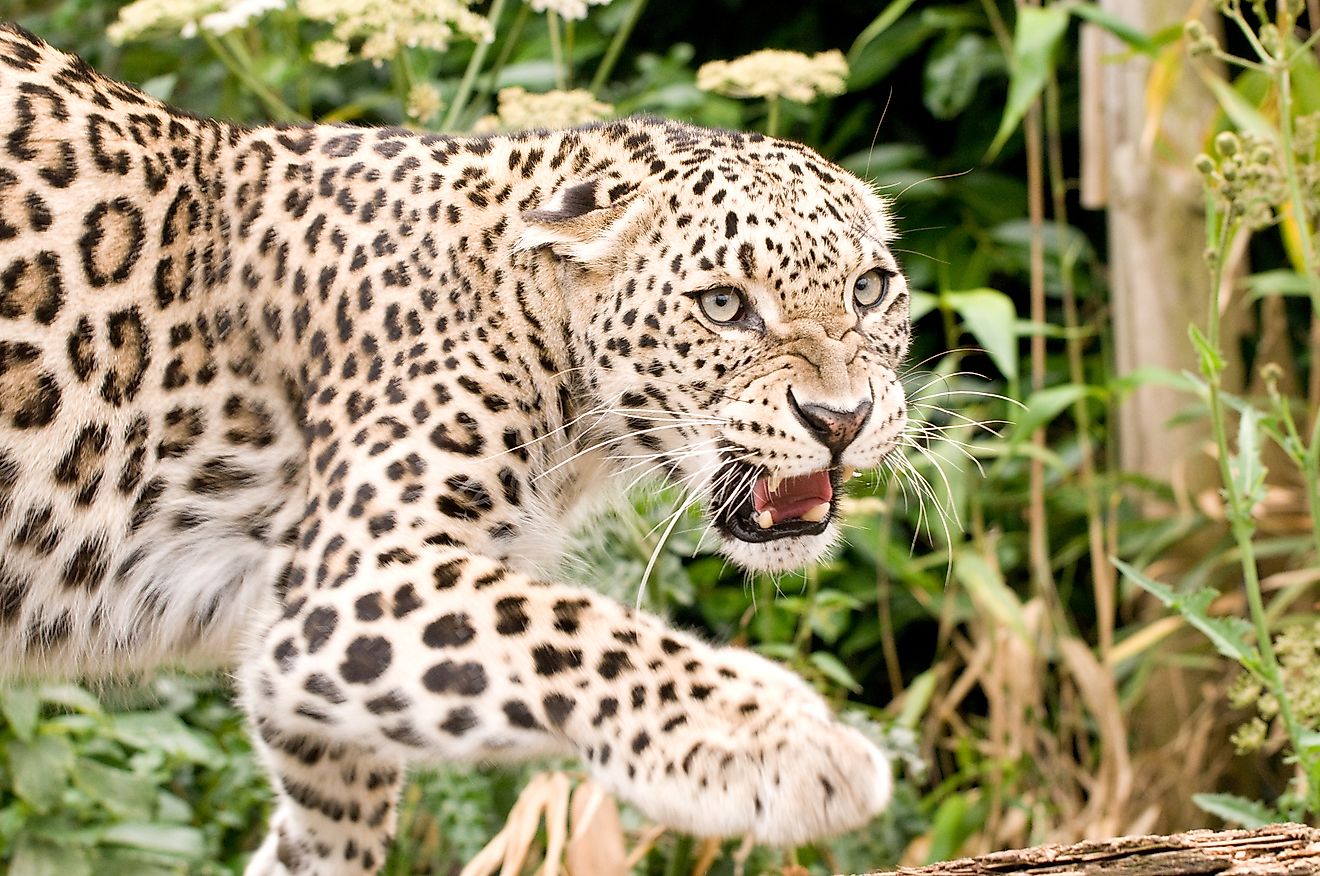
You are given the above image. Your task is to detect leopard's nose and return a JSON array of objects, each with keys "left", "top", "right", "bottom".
[{"left": 787, "top": 389, "right": 873, "bottom": 455}]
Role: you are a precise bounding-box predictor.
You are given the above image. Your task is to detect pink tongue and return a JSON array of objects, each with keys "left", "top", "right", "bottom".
[{"left": 753, "top": 471, "right": 833, "bottom": 524}]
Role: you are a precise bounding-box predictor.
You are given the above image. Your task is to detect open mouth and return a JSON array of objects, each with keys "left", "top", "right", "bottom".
[{"left": 712, "top": 464, "right": 844, "bottom": 543}]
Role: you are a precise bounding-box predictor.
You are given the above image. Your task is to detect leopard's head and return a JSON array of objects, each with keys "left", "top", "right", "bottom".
[{"left": 521, "top": 122, "right": 909, "bottom": 573}]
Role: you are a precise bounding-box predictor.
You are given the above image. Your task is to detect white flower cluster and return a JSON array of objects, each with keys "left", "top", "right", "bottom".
[
  {"left": 696, "top": 49, "right": 849, "bottom": 103},
  {"left": 109, "top": 0, "right": 286, "bottom": 42},
  {"left": 525, "top": 0, "right": 612, "bottom": 22},
  {"left": 189, "top": 0, "right": 287, "bottom": 36},
  {"left": 406, "top": 83, "right": 444, "bottom": 125},
  {"left": 108, "top": 0, "right": 223, "bottom": 43},
  {"left": 472, "top": 87, "right": 612, "bottom": 132},
  {"left": 302, "top": 0, "right": 493, "bottom": 66}
]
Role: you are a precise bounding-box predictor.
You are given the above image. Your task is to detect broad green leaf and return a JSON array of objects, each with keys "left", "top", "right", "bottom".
[
  {"left": 848, "top": 16, "right": 937, "bottom": 91},
  {"left": 1201, "top": 70, "right": 1278, "bottom": 142},
  {"left": 1113, "top": 559, "right": 1259, "bottom": 669},
  {"left": 73, "top": 759, "right": 158, "bottom": 821},
  {"left": 1068, "top": 3, "right": 1168, "bottom": 56},
  {"left": 1187, "top": 324, "right": 1225, "bottom": 377},
  {"left": 946, "top": 288, "right": 1019, "bottom": 381},
  {"left": 923, "top": 33, "right": 997, "bottom": 120},
  {"left": 909, "top": 289, "right": 939, "bottom": 322},
  {"left": 1, "top": 685, "right": 41, "bottom": 742},
  {"left": 954, "top": 552, "right": 1029, "bottom": 642},
  {"left": 87, "top": 849, "right": 189, "bottom": 876},
  {"left": 1011, "top": 384, "right": 1098, "bottom": 442},
  {"left": 1298, "top": 729, "right": 1320, "bottom": 756},
  {"left": 896, "top": 670, "right": 938, "bottom": 730},
  {"left": 1231, "top": 406, "right": 1268, "bottom": 512},
  {"left": 1192, "top": 792, "right": 1278, "bottom": 828},
  {"left": 8, "top": 734, "right": 75, "bottom": 812},
  {"left": 808, "top": 651, "right": 862, "bottom": 693},
  {"left": 987, "top": 6, "right": 1070, "bottom": 160},
  {"left": 848, "top": 0, "right": 921, "bottom": 63},
  {"left": 925, "top": 794, "right": 971, "bottom": 864},
  {"left": 35, "top": 683, "right": 103, "bottom": 716},
  {"left": 108, "top": 713, "right": 223, "bottom": 767},
  {"left": 9, "top": 835, "right": 93, "bottom": 876},
  {"left": 100, "top": 823, "right": 206, "bottom": 858},
  {"left": 1245, "top": 269, "right": 1314, "bottom": 298},
  {"left": 1108, "top": 366, "right": 1199, "bottom": 396}
]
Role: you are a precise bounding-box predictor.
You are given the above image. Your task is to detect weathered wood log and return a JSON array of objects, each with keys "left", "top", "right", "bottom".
[{"left": 877, "top": 824, "right": 1320, "bottom": 875}]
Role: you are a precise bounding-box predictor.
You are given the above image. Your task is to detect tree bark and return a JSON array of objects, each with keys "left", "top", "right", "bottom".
[{"left": 879, "top": 824, "right": 1320, "bottom": 875}]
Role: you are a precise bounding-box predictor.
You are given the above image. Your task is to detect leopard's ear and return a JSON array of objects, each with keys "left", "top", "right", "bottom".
[{"left": 518, "top": 179, "right": 649, "bottom": 266}]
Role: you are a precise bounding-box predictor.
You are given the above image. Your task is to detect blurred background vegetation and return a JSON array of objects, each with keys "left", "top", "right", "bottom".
[{"left": 1, "top": 0, "right": 1318, "bottom": 873}]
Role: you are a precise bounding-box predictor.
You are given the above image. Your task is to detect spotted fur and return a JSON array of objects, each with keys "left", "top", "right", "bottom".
[{"left": 0, "top": 24, "right": 910, "bottom": 875}]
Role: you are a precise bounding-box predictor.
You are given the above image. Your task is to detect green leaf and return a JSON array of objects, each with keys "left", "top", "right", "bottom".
[
  {"left": 1, "top": 685, "right": 42, "bottom": 742},
  {"left": 1067, "top": 3, "right": 1167, "bottom": 56},
  {"left": 99, "top": 823, "right": 206, "bottom": 858},
  {"left": 1231, "top": 406, "right": 1268, "bottom": 512},
  {"left": 986, "top": 6, "right": 1070, "bottom": 160},
  {"left": 1192, "top": 792, "right": 1278, "bottom": 828},
  {"left": 1114, "top": 559, "right": 1259, "bottom": 669},
  {"left": 1187, "top": 324, "right": 1225, "bottom": 377},
  {"left": 909, "top": 290, "right": 939, "bottom": 322},
  {"left": 72, "top": 759, "right": 159, "bottom": 821},
  {"left": 1202, "top": 70, "right": 1278, "bottom": 142},
  {"left": 9, "top": 835, "right": 93, "bottom": 876},
  {"left": 923, "top": 33, "right": 997, "bottom": 120},
  {"left": 847, "top": 16, "right": 937, "bottom": 91},
  {"left": 35, "top": 684, "right": 103, "bottom": 716},
  {"left": 107, "top": 713, "right": 223, "bottom": 767},
  {"left": 945, "top": 288, "right": 1019, "bottom": 381},
  {"left": 1245, "top": 269, "right": 1315, "bottom": 298},
  {"left": 808, "top": 652, "right": 862, "bottom": 693},
  {"left": 848, "top": 0, "right": 922, "bottom": 63},
  {"left": 896, "top": 670, "right": 938, "bottom": 730},
  {"left": 1011, "top": 384, "right": 1098, "bottom": 443},
  {"left": 8, "top": 734, "right": 75, "bottom": 812},
  {"left": 925, "top": 794, "right": 971, "bottom": 864},
  {"left": 954, "top": 552, "right": 1029, "bottom": 642}
]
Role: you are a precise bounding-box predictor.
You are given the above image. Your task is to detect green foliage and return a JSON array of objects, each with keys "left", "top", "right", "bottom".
[{"left": 0, "top": 678, "right": 267, "bottom": 875}]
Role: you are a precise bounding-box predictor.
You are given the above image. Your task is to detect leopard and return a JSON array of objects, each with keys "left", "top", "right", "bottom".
[{"left": 0, "top": 23, "right": 911, "bottom": 875}]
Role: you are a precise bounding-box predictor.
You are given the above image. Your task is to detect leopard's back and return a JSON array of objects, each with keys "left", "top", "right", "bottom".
[{"left": 0, "top": 24, "right": 305, "bottom": 676}]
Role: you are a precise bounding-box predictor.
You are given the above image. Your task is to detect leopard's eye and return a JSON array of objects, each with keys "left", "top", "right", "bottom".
[
  {"left": 853, "top": 268, "right": 891, "bottom": 309},
  {"left": 697, "top": 287, "right": 746, "bottom": 324}
]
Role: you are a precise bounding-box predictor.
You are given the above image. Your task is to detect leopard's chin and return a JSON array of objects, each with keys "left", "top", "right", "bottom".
[
  {"left": 715, "top": 522, "right": 841, "bottom": 574},
  {"left": 706, "top": 462, "right": 844, "bottom": 572}
]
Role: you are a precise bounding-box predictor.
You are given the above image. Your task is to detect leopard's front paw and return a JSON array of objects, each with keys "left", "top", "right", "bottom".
[
  {"left": 748, "top": 711, "right": 892, "bottom": 845},
  {"left": 606, "top": 696, "right": 891, "bottom": 846}
]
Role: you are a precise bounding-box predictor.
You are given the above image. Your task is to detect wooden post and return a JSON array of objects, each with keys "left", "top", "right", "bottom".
[
  {"left": 880, "top": 824, "right": 1320, "bottom": 875},
  {"left": 1081, "top": 1, "right": 1236, "bottom": 499}
]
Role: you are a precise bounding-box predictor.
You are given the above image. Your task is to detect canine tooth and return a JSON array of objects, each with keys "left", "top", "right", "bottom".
[
  {"left": 801, "top": 502, "right": 830, "bottom": 523},
  {"left": 767, "top": 473, "right": 782, "bottom": 493},
  {"left": 842, "top": 466, "right": 856, "bottom": 480},
  {"left": 757, "top": 510, "right": 775, "bottom": 529}
]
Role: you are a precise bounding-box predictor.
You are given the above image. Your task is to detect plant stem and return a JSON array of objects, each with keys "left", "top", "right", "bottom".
[
  {"left": 793, "top": 566, "right": 820, "bottom": 657},
  {"left": 473, "top": 3, "right": 530, "bottom": 119},
  {"left": 1204, "top": 204, "right": 1317, "bottom": 812},
  {"left": 1045, "top": 73, "right": 1111, "bottom": 656},
  {"left": 564, "top": 17, "right": 575, "bottom": 87},
  {"left": 663, "top": 834, "right": 694, "bottom": 876},
  {"left": 1023, "top": 91, "right": 1056, "bottom": 614},
  {"left": 765, "top": 96, "right": 781, "bottom": 138},
  {"left": 547, "top": 11, "right": 567, "bottom": 89},
  {"left": 442, "top": 0, "right": 508, "bottom": 131},
  {"left": 204, "top": 31, "right": 302, "bottom": 122},
  {"left": 590, "top": 0, "right": 648, "bottom": 93}
]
